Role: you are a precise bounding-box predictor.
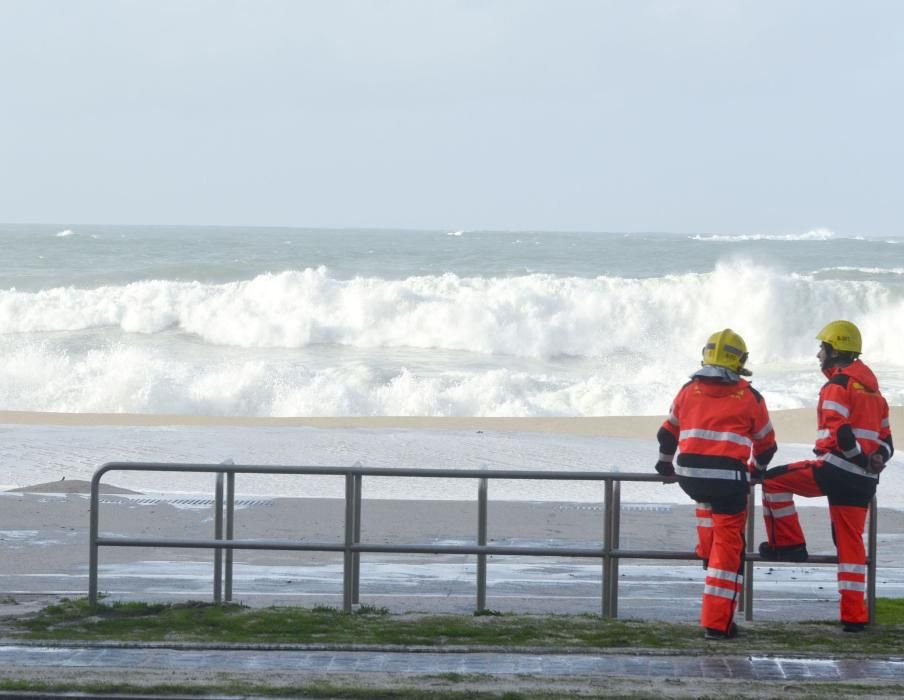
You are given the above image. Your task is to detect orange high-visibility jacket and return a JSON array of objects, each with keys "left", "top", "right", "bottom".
[
  {"left": 660, "top": 378, "right": 776, "bottom": 481},
  {"left": 815, "top": 359, "right": 893, "bottom": 481}
]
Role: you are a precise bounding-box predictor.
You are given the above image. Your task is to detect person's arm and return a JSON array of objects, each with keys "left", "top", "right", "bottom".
[
  {"left": 749, "top": 388, "right": 777, "bottom": 472},
  {"left": 878, "top": 397, "right": 894, "bottom": 462},
  {"left": 870, "top": 397, "right": 894, "bottom": 474},
  {"left": 821, "top": 376, "right": 868, "bottom": 468},
  {"left": 655, "top": 396, "right": 680, "bottom": 476}
]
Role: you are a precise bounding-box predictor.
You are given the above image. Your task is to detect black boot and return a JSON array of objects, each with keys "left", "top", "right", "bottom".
[
  {"left": 704, "top": 622, "right": 739, "bottom": 640},
  {"left": 758, "top": 541, "right": 808, "bottom": 562},
  {"left": 842, "top": 622, "right": 867, "bottom": 633}
]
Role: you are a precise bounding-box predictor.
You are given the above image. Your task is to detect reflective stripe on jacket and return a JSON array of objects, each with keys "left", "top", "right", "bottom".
[
  {"left": 816, "top": 359, "right": 893, "bottom": 470},
  {"left": 661, "top": 377, "right": 775, "bottom": 481}
]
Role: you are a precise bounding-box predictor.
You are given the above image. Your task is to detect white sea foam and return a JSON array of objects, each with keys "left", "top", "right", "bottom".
[
  {"left": 813, "top": 266, "right": 904, "bottom": 276},
  {"left": 691, "top": 228, "right": 843, "bottom": 242},
  {"left": 2, "top": 258, "right": 904, "bottom": 416},
  {"left": 0, "top": 261, "right": 898, "bottom": 361},
  {"left": 0, "top": 425, "right": 828, "bottom": 501},
  {"left": 447, "top": 230, "right": 464, "bottom": 236},
  {"left": 0, "top": 338, "right": 679, "bottom": 416}
]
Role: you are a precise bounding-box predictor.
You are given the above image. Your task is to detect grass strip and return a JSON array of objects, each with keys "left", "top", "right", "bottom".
[
  {"left": 0, "top": 677, "right": 491, "bottom": 699},
  {"left": 4, "top": 597, "right": 904, "bottom": 654}
]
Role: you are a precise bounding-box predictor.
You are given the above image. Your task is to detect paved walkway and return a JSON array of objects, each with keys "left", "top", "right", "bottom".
[{"left": 1, "top": 642, "right": 903, "bottom": 682}]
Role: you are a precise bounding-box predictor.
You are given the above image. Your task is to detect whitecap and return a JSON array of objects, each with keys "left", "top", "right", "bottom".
[
  {"left": 691, "top": 228, "right": 837, "bottom": 242},
  {"left": 813, "top": 266, "right": 904, "bottom": 276}
]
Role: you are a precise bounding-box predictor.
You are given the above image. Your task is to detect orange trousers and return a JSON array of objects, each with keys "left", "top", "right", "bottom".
[
  {"left": 696, "top": 506, "right": 746, "bottom": 633},
  {"left": 762, "top": 460, "right": 869, "bottom": 624}
]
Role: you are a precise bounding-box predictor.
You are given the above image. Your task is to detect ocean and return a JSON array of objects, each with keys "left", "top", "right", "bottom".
[{"left": 2, "top": 223, "right": 903, "bottom": 418}]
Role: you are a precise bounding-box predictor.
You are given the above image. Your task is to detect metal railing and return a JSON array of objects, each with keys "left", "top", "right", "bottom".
[{"left": 88, "top": 462, "right": 878, "bottom": 622}]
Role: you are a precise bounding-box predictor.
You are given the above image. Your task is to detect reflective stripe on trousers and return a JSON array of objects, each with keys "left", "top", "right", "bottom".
[{"left": 701, "top": 510, "right": 746, "bottom": 634}]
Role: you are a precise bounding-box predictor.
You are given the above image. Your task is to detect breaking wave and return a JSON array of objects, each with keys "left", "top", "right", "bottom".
[
  {"left": 1, "top": 260, "right": 901, "bottom": 362},
  {"left": 3, "top": 259, "right": 904, "bottom": 416},
  {"left": 691, "top": 228, "right": 847, "bottom": 242}
]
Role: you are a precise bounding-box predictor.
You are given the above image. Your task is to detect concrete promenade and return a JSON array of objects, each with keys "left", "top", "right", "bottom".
[{"left": 1, "top": 640, "right": 903, "bottom": 685}]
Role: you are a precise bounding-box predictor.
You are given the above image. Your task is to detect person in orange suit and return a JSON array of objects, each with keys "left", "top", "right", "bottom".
[
  {"left": 655, "top": 329, "right": 776, "bottom": 640},
  {"left": 760, "top": 320, "right": 892, "bottom": 632}
]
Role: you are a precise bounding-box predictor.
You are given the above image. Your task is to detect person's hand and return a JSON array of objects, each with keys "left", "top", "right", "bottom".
[
  {"left": 655, "top": 461, "right": 677, "bottom": 483},
  {"left": 868, "top": 453, "right": 887, "bottom": 475},
  {"left": 748, "top": 462, "right": 765, "bottom": 484}
]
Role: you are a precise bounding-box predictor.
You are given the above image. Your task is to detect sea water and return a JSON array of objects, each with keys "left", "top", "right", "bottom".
[{"left": 2, "top": 224, "right": 903, "bottom": 417}]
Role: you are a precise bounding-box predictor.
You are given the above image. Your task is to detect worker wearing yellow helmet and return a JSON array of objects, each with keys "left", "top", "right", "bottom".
[
  {"left": 759, "top": 320, "right": 893, "bottom": 632},
  {"left": 701, "top": 328, "right": 752, "bottom": 377},
  {"left": 655, "top": 328, "right": 776, "bottom": 640}
]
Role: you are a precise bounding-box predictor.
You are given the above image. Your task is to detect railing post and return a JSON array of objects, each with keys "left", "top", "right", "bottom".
[
  {"left": 743, "top": 484, "right": 756, "bottom": 620},
  {"left": 868, "top": 496, "right": 878, "bottom": 624},
  {"left": 343, "top": 473, "right": 354, "bottom": 612},
  {"left": 88, "top": 472, "right": 101, "bottom": 605},
  {"left": 213, "top": 472, "right": 224, "bottom": 603},
  {"left": 225, "top": 471, "right": 235, "bottom": 602},
  {"left": 477, "top": 471, "right": 488, "bottom": 612},
  {"left": 609, "top": 480, "right": 621, "bottom": 618},
  {"left": 352, "top": 473, "right": 362, "bottom": 604},
  {"left": 602, "top": 479, "right": 613, "bottom": 618}
]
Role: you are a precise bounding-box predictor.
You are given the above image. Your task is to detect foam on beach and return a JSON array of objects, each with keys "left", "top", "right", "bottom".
[{"left": 3, "top": 411, "right": 895, "bottom": 503}]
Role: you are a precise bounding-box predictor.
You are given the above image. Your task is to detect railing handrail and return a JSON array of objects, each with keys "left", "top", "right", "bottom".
[
  {"left": 88, "top": 461, "right": 877, "bottom": 623},
  {"left": 92, "top": 461, "right": 665, "bottom": 480}
]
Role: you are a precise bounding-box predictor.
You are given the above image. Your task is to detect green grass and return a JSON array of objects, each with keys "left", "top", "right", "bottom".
[
  {"left": 875, "top": 597, "right": 904, "bottom": 623},
  {"left": 5, "top": 596, "right": 904, "bottom": 654},
  {"left": 0, "top": 678, "right": 557, "bottom": 699}
]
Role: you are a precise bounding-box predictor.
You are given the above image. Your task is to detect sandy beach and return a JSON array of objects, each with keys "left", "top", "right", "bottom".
[{"left": 0, "top": 406, "right": 859, "bottom": 443}]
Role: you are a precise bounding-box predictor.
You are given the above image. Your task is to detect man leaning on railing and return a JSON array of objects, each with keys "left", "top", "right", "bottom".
[
  {"left": 758, "top": 320, "right": 893, "bottom": 633},
  {"left": 654, "top": 328, "right": 777, "bottom": 641}
]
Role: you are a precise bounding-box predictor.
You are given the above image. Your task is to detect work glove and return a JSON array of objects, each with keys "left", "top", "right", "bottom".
[
  {"left": 748, "top": 460, "right": 766, "bottom": 482},
  {"left": 853, "top": 451, "right": 870, "bottom": 471},
  {"left": 868, "top": 452, "right": 887, "bottom": 475},
  {"left": 654, "top": 460, "right": 674, "bottom": 476}
]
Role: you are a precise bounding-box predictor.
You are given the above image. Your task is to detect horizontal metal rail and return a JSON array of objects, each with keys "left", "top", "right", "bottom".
[{"left": 88, "top": 461, "right": 877, "bottom": 622}]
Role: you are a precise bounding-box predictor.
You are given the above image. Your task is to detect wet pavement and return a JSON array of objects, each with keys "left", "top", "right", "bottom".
[{"left": 0, "top": 642, "right": 903, "bottom": 682}]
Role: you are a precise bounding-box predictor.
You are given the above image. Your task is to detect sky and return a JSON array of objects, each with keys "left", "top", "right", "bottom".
[{"left": 0, "top": 0, "right": 902, "bottom": 235}]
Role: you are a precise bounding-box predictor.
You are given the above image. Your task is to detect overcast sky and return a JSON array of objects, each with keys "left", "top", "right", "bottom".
[{"left": 1, "top": 0, "right": 901, "bottom": 234}]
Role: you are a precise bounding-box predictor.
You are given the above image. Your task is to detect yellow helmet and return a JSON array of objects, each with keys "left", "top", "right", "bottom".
[
  {"left": 702, "top": 329, "right": 750, "bottom": 375},
  {"left": 816, "top": 320, "right": 862, "bottom": 353}
]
